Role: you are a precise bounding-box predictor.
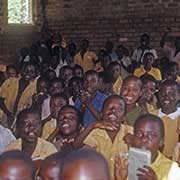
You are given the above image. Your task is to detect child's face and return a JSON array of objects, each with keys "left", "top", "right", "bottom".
[
  {"left": 121, "top": 79, "right": 142, "bottom": 106},
  {"left": 19, "top": 113, "right": 41, "bottom": 143},
  {"left": 6, "top": 68, "right": 17, "bottom": 78},
  {"left": 168, "top": 66, "right": 179, "bottom": 80},
  {"left": 134, "top": 120, "right": 163, "bottom": 161},
  {"left": 69, "top": 81, "right": 82, "bottom": 97},
  {"left": 47, "top": 71, "right": 56, "bottom": 80},
  {"left": 49, "top": 82, "right": 64, "bottom": 95},
  {"left": 58, "top": 107, "right": 79, "bottom": 136},
  {"left": 50, "top": 97, "right": 67, "bottom": 119},
  {"left": 74, "top": 68, "right": 83, "bottom": 78},
  {"left": 37, "top": 80, "right": 48, "bottom": 94},
  {"left": 110, "top": 65, "right": 121, "bottom": 80},
  {"left": 159, "top": 85, "right": 179, "bottom": 110},
  {"left": 142, "top": 81, "right": 156, "bottom": 102},
  {"left": 102, "top": 98, "right": 125, "bottom": 123},
  {"left": 38, "top": 162, "right": 61, "bottom": 180},
  {"left": 143, "top": 55, "right": 154, "bottom": 67},
  {"left": 0, "top": 160, "right": 32, "bottom": 180},
  {"left": 62, "top": 69, "right": 73, "bottom": 81},
  {"left": 84, "top": 74, "right": 99, "bottom": 94},
  {"left": 22, "top": 64, "right": 37, "bottom": 81}
]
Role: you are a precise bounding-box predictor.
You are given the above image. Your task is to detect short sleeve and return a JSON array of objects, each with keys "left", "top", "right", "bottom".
[{"left": 83, "top": 130, "right": 99, "bottom": 148}]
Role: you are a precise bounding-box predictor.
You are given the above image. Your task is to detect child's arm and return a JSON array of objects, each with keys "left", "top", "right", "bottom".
[{"left": 73, "top": 121, "right": 119, "bottom": 149}]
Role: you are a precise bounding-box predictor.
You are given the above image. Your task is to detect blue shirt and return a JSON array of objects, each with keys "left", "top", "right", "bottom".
[{"left": 75, "top": 91, "right": 107, "bottom": 127}]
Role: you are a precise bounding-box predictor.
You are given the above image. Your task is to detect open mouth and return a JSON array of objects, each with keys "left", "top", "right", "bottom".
[
  {"left": 62, "top": 123, "right": 70, "bottom": 128},
  {"left": 163, "top": 100, "right": 170, "bottom": 105},
  {"left": 108, "top": 114, "right": 117, "bottom": 121}
]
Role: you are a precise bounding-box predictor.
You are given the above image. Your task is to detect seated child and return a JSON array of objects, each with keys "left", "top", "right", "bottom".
[
  {"left": 37, "top": 152, "right": 64, "bottom": 180},
  {"left": 134, "top": 52, "right": 162, "bottom": 81},
  {"left": 68, "top": 76, "right": 83, "bottom": 106},
  {"left": 0, "top": 150, "right": 35, "bottom": 180},
  {"left": 78, "top": 95, "right": 133, "bottom": 179},
  {"left": 121, "top": 75, "right": 144, "bottom": 126},
  {"left": 52, "top": 105, "right": 83, "bottom": 152},
  {"left": 61, "top": 148, "right": 110, "bottom": 180},
  {"left": 139, "top": 74, "right": 158, "bottom": 113},
  {"left": 115, "top": 114, "right": 180, "bottom": 180},
  {"left": 5, "top": 108, "right": 57, "bottom": 159},
  {"left": 75, "top": 70, "right": 107, "bottom": 127},
  {"left": 152, "top": 80, "right": 180, "bottom": 158},
  {"left": 41, "top": 93, "right": 68, "bottom": 140}
]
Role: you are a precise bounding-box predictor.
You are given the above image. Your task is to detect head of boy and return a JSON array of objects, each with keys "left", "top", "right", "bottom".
[
  {"left": 107, "top": 61, "right": 121, "bottom": 82},
  {"left": 121, "top": 76, "right": 142, "bottom": 106},
  {"left": 68, "top": 42, "right": 76, "bottom": 56},
  {"left": 140, "top": 74, "right": 157, "bottom": 103},
  {"left": 41, "top": 61, "right": 50, "bottom": 75},
  {"left": 140, "top": 33, "right": 150, "bottom": 48},
  {"left": 73, "top": 64, "right": 84, "bottom": 78},
  {"left": 68, "top": 76, "right": 83, "bottom": 98},
  {"left": 0, "top": 150, "right": 35, "bottom": 180},
  {"left": 57, "top": 105, "right": 82, "bottom": 137},
  {"left": 100, "top": 53, "right": 111, "bottom": 70},
  {"left": 133, "top": 114, "right": 164, "bottom": 162},
  {"left": 159, "top": 80, "right": 179, "bottom": 113},
  {"left": 83, "top": 70, "right": 99, "bottom": 94},
  {"left": 44, "top": 69, "right": 56, "bottom": 80},
  {"left": 36, "top": 77, "right": 48, "bottom": 95},
  {"left": 60, "top": 65, "right": 73, "bottom": 81},
  {"left": 49, "top": 78, "right": 64, "bottom": 96},
  {"left": 50, "top": 94, "right": 68, "bottom": 119},
  {"left": 80, "top": 39, "right": 89, "bottom": 52},
  {"left": 16, "top": 108, "right": 41, "bottom": 143},
  {"left": 105, "top": 41, "right": 114, "bottom": 53},
  {"left": 102, "top": 95, "right": 126, "bottom": 124},
  {"left": 142, "top": 52, "right": 155, "bottom": 69},
  {"left": 166, "top": 62, "right": 179, "bottom": 81},
  {"left": 61, "top": 148, "right": 110, "bottom": 180},
  {"left": 21, "top": 62, "right": 38, "bottom": 81},
  {"left": 6, "top": 64, "right": 18, "bottom": 79},
  {"left": 38, "top": 153, "right": 64, "bottom": 180}
]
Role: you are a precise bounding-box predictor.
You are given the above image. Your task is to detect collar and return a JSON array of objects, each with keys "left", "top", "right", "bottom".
[{"left": 158, "top": 107, "right": 180, "bottom": 120}]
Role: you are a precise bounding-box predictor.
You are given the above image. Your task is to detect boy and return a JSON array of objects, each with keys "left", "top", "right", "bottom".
[
  {"left": 79, "top": 95, "right": 133, "bottom": 179},
  {"left": 61, "top": 148, "right": 110, "bottom": 180},
  {"left": 152, "top": 80, "right": 180, "bottom": 158},
  {"left": 115, "top": 114, "right": 180, "bottom": 180},
  {"left": 75, "top": 70, "right": 107, "bottom": 127},
  {"left": 121, "top": 76, "right": 144, "bottom": 126},
  {"left": 5, "top": 108, "right": 57, "bottom": 159},
  {"left": 0, "top": 150, "right": 35, "bottom": 180},
  {"left": 5, "top": 64, "right": 18, "bottom": 79},
  {"left": 134, "top": 52, "right": 162, "bottom": 81}
]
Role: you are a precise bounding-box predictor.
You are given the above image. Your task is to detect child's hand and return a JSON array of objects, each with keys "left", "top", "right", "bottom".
[
  {"left": 137, "top": 166, "right": 157, "bottom": 180},
  {"left": 123, "top": 133, "right": 135, "bottom": 147},
  {"left": 114, "top": 156, "right": 128, "bottom": 180},
  {"left": 79, "top": 90, "right": 91, "bottom": 105},
  {"left": 93, "top": 121, "right": 119, "bottom": 131}
]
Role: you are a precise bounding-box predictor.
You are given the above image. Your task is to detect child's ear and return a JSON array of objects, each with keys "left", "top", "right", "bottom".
[{"left": 159, "top": 138, "right": 164, "bottom": 148}]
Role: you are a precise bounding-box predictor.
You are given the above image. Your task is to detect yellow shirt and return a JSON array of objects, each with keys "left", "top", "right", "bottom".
[
  {"left": 84, "top": 124, "right": 133, "bottom": 180},
  {"left": 151, "top": 108, "right": 180, "bottom": 158},
  {"left": 151, "top": 151, "right": 180, "bottom": 180},
  {"left": 113, "top": 75, "right": 123, "bottom": 95},
  {"left": 134, "top": 66, "right": 162, "bottom": 81},
  {"left": 41, "top": 118, "right": 57, "bottom": 140},
  {"left": 0, "top": 77, "right": 37, "bottom": 120},
  {"left": 74, "top": 50, "right": 97, "bottom": 72},
  {"left": 5, "top": 138, "right": 57, "bottom": 159}
]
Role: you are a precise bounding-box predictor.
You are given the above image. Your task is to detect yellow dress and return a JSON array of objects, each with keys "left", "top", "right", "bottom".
[{"left": 5, "top": 138, "right": 57, "bottom": 159}]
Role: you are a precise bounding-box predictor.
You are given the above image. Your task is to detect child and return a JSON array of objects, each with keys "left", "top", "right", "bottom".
[
  {"left": 5, "top": 64, "right": 18, "bottom": 79},
  {"left": 44, "top": 69, "right": 56, "bottom": 80},
  {"left": 153, "top": 80, "right": 180, "bottom": 158},
  {"left": 139, "top": 74, "right": 158, "bottom": 113},
  {"left": 78, "top": 95, "right": 133, "bottom": 179},
  {"left": 41, "top": 77, "right": 65, "bottom": 120},
  {"left": 0, "top": 150, "right": 35, "bottom": 180},
  {"left": 5, "top": 108, "right": 57, "bottom": 159},
  {"left": 115, "top": 114, "right": 180, "bottom": 180},
  {"left": 61, "top": 148, "right": 110, "bottom": 180},
  {"left": 75, "top": 70, "right": 107, "bottom": 127},
  {"left": 41, "top": 93, "right": 68, "bottom": 140},
  {"left": 72, "top": 64, "right": 84, "bottom": 78},
  {"left": 68, "top": 76, "right": 83, "bottom": 105},
  {"left": 52, "top": 105, "right": 82, "bottom": 152},
  {"left": 121, "top": 75, "right": 144, "bottom": 126},
  {"left": 107, "top": 61, "right": 122, "bottom": 95},
  {"left": 134, "top": 52, "right": 162, "bottom": 81}
]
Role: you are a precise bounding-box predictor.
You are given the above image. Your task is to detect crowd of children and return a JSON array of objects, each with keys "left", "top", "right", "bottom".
[{"left": 0, "top": 32, "right": 180, "bottom": 179}]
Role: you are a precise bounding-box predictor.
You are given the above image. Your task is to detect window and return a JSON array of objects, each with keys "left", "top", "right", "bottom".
[{"left": 8, "top": 0, "right": 33, "bottom": 24}]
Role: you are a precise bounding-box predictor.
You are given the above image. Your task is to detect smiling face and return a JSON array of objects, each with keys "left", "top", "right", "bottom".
[
  {"left": 49, "top": 81, "right": 64, "bottom": 95},
  {"left": 0, "top": 159, "right": 33, "bottom": 180},
  {"left": 102, "top": 97, "right": 126, "bottom": 124},
  {"left": 18, "top": 112, "right": 41, "bottom": 143},
  {"left": 121, "top": 78, "right": 142, "bottom": 106},
  {"left": 37, "top": 79, "right": 48, "bottom": 94},
  {"left": 159, "top": 84, "right": 179, "bottom": 113},
  {"left": 22, "top": 64, "right": 37, "bottom": 81},
  {"left": 58, "top": 107, "right": 79, "bottom": 136},
  {"left": 143, "top": 54, "right": 154, "bottom": 68}
]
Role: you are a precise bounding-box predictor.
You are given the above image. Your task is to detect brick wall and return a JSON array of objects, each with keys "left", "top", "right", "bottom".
[{"left": 1, "top": 0, "right": 180, "bottom": 63}]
